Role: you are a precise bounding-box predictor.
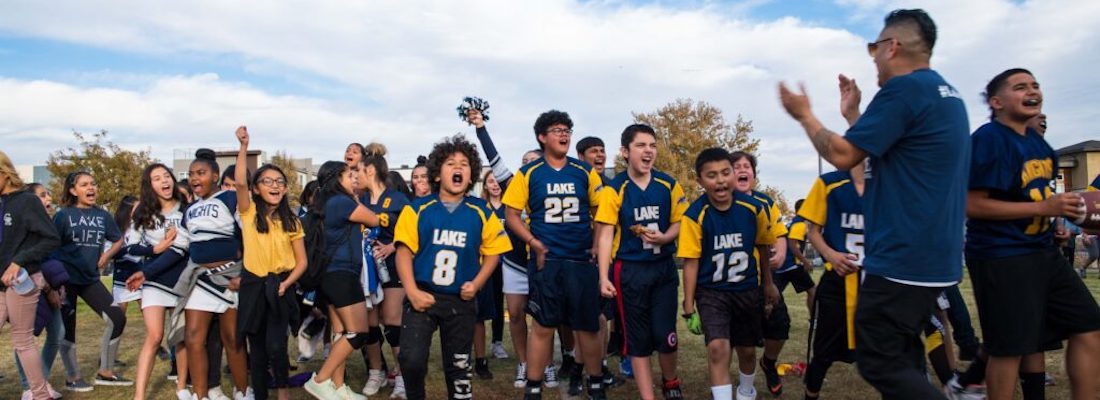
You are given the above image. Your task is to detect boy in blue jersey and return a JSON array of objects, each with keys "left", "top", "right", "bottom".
[
  {"left": 679, "top": 148, "right": 778, "bottom": 400},
  {"left": 965, "top": 68, "right": 1100, "bottom": 400},
  {"left": 394, "top": 135, "right": 512, "bottom": 400},
  {"left": 798, "top": 164, "right": 866, "bottom": 400},
  {"left": 501, "top": 110, "right": 607, "bottom": 400},
  {"left": 780, "top": 9, "right": 970, "bottom": 399},
  {"left": 595, "top": 124, "right": 687, "bottom": 400}
]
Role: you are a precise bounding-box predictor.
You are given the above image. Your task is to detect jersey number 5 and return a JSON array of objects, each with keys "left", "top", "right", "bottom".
[
  {"left": 432, "top": 250, "right": 458, "bottom": 286},
  {"left": 545, "top": 197, "right": 580, "bottom": 223},
  {"left": 711, "top": 251, "right": 750, "bottom": 283}
]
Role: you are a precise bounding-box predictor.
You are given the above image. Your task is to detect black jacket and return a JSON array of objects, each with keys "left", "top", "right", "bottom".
[{"left": 0, "top": 189, "right": 60, "bottom": 289}]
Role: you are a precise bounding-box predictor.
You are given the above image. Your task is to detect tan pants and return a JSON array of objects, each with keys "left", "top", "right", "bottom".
[{"left": 2, "top": 272, "right": 49, "bottom": 400}]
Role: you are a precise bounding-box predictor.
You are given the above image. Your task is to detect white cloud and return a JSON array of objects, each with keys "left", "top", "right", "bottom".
[{"left": 1, "top": 0, "right": 1098, "bottom": 200}]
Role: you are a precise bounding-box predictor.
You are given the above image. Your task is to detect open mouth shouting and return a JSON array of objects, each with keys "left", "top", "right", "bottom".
[{"left": 734, "top": 172, "right": 751, "bottom": 192}]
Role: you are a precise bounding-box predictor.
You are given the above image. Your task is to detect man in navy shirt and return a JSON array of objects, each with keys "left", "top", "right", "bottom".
[{"left": 779, "top": 9, "right": 969, "bottom": 399}]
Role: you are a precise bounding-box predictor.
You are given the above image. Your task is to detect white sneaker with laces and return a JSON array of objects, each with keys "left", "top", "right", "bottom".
[
  {"left": 362, "top": 369, "right": 388, "bottom": 396},
  {"left": 177, "top": 388, "right": 193, "bottom": 400},
  {"left": 339, "top": 384, "right": 367, "bottom": 400},
  {"left": 491, "top": 341, "right": 509, "bottom": 359},
  {"left": 735, "top": 386, "right": 757, "bottom": 400},
  {"left": 513, "top": 363, "right": 527, "bottom": 388},
  {"left": 207, "top": 386, "right": 232, "bottom": 400},
  {"left": 944, "top": 376, "right": 986, "bottom": 400},
  {"left": 544, "top": 365, "right": 559, "bottom": 388},
  {"left": 304, "top": 374, "right": 339, "bottom": 400},
  {"left": 390, "top": 375, "right": 407, "bottom": 399}
]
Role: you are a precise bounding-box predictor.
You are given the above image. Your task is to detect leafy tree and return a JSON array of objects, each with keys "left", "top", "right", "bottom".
[
  {"left": 268, "top": 151, "right": 304, "bottom": 208},
  {"left": 47, "top": 130, "right": 155, "bottom": 209},
  {"left": 620, "top": 99, "right": 792, "bottom": 216}
]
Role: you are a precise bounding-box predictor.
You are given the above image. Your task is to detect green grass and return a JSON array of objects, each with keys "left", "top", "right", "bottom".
[{"left": 2, "top": 267, "right": 1098, "bottom": 399}]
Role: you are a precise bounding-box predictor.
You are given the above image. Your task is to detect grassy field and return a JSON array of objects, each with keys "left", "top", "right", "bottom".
[{"left": 2, "top": 263, "right": 1098, "bottom": 399}]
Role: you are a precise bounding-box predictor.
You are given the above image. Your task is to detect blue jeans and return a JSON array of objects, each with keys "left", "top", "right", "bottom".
[{"left": 16, "top": 307, "right": 64, "bottom": 389}]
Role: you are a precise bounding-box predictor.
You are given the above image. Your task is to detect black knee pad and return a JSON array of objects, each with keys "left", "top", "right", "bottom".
[
  {"left": 367, "top": 326, "right": 383, "bottom": 345},
  {"left": 346, "top": 332, "right": 371, "bottom": 350},
  {"left": 384, "top": 325, "right": 401, "bottom": 347}
]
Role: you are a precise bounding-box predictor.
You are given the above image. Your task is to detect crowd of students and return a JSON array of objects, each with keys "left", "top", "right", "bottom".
[{"left": 3, "top": 7, "right": 1100, "bottom": 400}]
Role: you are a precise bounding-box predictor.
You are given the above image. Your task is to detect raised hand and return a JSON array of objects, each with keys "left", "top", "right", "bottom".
[
  {"left": 838, "top": 74, "right": 862, "bottom": 123},
  {"left": 235, "top": 125, "right": 249, "bottom": 146},
  {"left": 467, "top": 109, "right": 485, "bottom": 129},
  {"left": 779, "top": 82, "right": 813, "bottom": 122}
]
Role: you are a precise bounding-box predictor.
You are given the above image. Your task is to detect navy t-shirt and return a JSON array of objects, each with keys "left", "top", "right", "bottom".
[
  {"left": 843, "top": 68, "right": 970, "bottom": 284},
  {"left": 966, "top": 121, "right": 1058, "bottom": 259},
  {"left": 324, "top": 195, "right": 364, "bottom": 273},
  {"left": 52, "top": 206, "right": 122, "bottom": 285}
]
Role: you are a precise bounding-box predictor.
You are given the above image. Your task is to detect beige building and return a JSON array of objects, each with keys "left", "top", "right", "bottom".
[{"left": 1057, "top": 140, "right": 1100, "bottom": 192}]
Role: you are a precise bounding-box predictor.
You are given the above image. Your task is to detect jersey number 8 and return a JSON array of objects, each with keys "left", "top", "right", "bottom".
[
  {"left": 432, "top": 250, "right": 458, "bottom": 286},
  {"left": 711, "top": 251, "right": 750, "bottom": 283},
  {"left": 545, "top": 197, "right": 580, "bottom": 223}
]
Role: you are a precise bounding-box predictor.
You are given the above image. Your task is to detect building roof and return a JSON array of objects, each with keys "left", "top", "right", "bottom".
[{"left": 1056, "top": 140, "right": 1100, "bottom": 155}]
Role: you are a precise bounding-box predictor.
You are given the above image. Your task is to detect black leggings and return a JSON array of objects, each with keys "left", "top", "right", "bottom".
[
  {"left": 246, "top": 310, "right": 290, "bottom": 399},
  {"left": 62, "top": 281, "right": 126, "bottom": 372},
  {"left": 490, "top": 264, "right": 505, "bottom": 343}
]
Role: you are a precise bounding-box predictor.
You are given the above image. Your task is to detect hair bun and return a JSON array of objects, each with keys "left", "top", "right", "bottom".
[
  {"left": 364, "top": 142, "right": 387, "bottom": 157},
  {"left": 195, "top": 148, "right": 217, "bottom": 161},
  {"left": 416, "top": 155, "right": 428, "bottom": 166}
]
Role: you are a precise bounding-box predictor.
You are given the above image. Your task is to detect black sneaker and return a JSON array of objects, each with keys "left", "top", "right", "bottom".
[
  {"left": 524, "top": 382, "right": 543, "bottom": 400},
  {"left": 65, "top": 379, "right": 94, "bottom": 392},
  {"left": 567, "top": 370, "right": 583, "bottom": 396},
  {"left": 662, "top": 377, "right": 684, "bottom": 400},
  {"left": 475, "top": 358, "right": 493, "bottom": 380},
  {"left": 602, "top": 365, "right": 625, "bottom": 388},
  {"left": 559, "top": 353, "right": 577, "bottom": 378},
  {"left": 587, "top": 377, "right": 608, "bottom": 400},
  {"left": 759, "top": 358, "right": 782, "bottom": 396},
  {"left": 94, "top": 373, "right": 134, "bottom": 386}
]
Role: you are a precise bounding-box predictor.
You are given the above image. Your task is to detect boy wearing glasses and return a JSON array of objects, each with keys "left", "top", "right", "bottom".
[{"left": 502, "top": 110, "right": 607, "bottom": 400}]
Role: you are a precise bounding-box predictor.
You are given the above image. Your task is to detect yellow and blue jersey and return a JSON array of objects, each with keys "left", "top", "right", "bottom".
[
  {"left": 751, "top": 190, "right": 788, "bottom": 239},
  {"left": 501, "top": 156, "right": 603, "bottom": 261},
  {"left": 1089, "top": 174, "right": 1099, "bottom": 191},
  {"left": 799, "top": 171, "right": 865, "bottom": 268},
  {"left": 966, "top": 121, "right": 1058, "bottom": 259},
  {"left": 677, "top": 192, "right": 775, "bottom": 292},
  {"left": 361, "top": 188, "right": 409, "bottom": 246},
  {"left": 594, "top": 170, "right": 688, "bottom": 262},
  {"left": 776, "top": 216, "right": 807, "bottom": 273},
  {"left": 394, "top": 194, "right": 512, "bottom": 295}
]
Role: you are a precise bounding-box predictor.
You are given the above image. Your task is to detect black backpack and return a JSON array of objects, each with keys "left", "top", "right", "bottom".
[{"left": 299, "top": 213, "right": 342, "bottom": 291}]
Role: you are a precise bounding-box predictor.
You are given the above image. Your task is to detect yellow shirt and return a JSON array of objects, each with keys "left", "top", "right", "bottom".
[{"left": 239, "top": 202, "right": 304, "bottom": 276}]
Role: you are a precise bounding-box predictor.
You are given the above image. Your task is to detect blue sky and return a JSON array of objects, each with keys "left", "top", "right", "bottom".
[{"left": 2, "top": 0, "right": 1097, "bottom": 200}]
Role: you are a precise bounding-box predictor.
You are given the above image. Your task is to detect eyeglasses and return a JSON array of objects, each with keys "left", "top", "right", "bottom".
[
  {"left": 257, "top": 177, "right": 288, "bottom": 188},
  {"left": 546, "top": 127, "right": 573, "bottom": 136},
  {"left": 866, "top": 38, "right": 895, "bottom": 56}
]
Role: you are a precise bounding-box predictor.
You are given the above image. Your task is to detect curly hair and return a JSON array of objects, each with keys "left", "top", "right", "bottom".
[
  {"left": 427, "top": 134, "right": 482, "bottom": 194},
  {"left": 533, "top": 110, "right": 573, "bottom": 150}
]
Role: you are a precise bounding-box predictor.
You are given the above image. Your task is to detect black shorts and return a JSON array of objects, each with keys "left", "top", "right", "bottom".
[
  {"left": 322, "top": 270, "right": 366, "bottom": 308},
  {"left": 526, "top": 259, "right": 602, "bottom": 332},
  {"left": 696, "top": 286, "right": 763, "bottom": 347},
  {"left": 967, "top": 248, "right": 1100, "bottom": 357},
  {"left": 475, "top": 284, "right": 495, "bottom": 321},
  {"left": 775, "top": 267, "right": 815, "bottom": 293},
  {"left": 762, "top": 291, "right": 791, "bottom": 341},
  {"left": 381, "top": 255, "right": 403, "bottom": 289},
  {"left": 809, "top": 271, "right": 857, "bottom": 364},
  {"left": 613, "top": 258, "right": 679, "bottom": 357}
]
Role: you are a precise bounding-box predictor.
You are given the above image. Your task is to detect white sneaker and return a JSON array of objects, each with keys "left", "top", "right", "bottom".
[
  {"left": 177, "top": 388, "right": 193, "bottom": 400},
  {"left": 233, "top": 388, "right": 254, "bottom": 400},
  {"left": 304, "top": 374, "right": 339, "bottom": 400},
  {"left": 21, "top": 390, "right": 31, "bottom": 400},
  {"left": 338, "top": 385, "right": 367, "bottom": 400},
  {"left": 735, "top": 386, "right": 757, "bottom": 400},
  {"left": 208, "top": 386, "right": 232, "bottom": 400},
  {"left": 390, "top": 375, "right": 407, "bottom": 399},
  {"left": 544, "top": 365, "right": 559, "bottom": 388},
  {"left": 362, "top": 369, "right": 388, "bottom": 396},
  {"left": 48, "top": 384, "right": 63, "bottom": 399},
  {"left": 491, "top": 341, "right": 509, "bottom": 359},
  {"left": 944, "top": 376, "right": 986, "bottom": 400},
  {"left": 513, "top": 363, "right": 527, "bottom": 388}
]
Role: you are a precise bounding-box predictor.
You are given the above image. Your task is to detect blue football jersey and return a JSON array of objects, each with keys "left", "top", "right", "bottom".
[
  {"left": 799, "top": 171, "right": 865, "bottom": 269},
  {"left": 501, "top": 156, "right": 603, "bottom": 261},
  {"left": 394, "top": 195, "right": 512, "bottom": 295},
  {"left": 677, "top": 192, "right": 775, "bottom": 292},
  {"left": 595, "top": 170, "right": 688, "bottom": 262}
]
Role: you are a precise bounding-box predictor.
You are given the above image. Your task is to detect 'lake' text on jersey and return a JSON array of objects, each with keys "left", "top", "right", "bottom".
[
  {"left": 547, "top": 183, "right": 576, "bottom": 195},
  {"left": 432, "top": 229, "right": 468, "bottom": 247}
]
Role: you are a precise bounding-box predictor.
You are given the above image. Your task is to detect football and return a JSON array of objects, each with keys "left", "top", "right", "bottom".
[{"left": 1074, "top": 191, "right": 1100, "bottom": 230}]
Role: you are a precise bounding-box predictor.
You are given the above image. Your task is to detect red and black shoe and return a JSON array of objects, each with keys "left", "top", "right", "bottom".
[
  {"left": 662, "top": 377, "right": 684, "bottom": 400},
  {"left": 760, "top": 358, "right": 783, "bottom": 396}
]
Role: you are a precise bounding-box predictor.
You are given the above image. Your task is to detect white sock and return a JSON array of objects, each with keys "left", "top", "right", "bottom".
[
  {"left": 711, "top": 384, "right": 733, "bottom": 400},
  {"left": 737, "top": 372, "right": 756, "bottom": 396}
]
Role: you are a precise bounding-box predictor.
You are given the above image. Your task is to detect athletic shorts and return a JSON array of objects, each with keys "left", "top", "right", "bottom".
[
  {"left": 967, "top": 248, "right": 1100, "bottom": 357},
  {"left": 762, "top": 289, "right": 791, "bottom": 341},
  {"left": 111, "top": 281, "right": 142, "bottom": 305},
  {"left": 323, "top": 270, "right": 367, "bottom": 308},
  {"left": 476, "top": 283, "right": 496, "bottom": 321},
  {"left": 809, "top": 270, "right": 856, "bottom": 364},
  {"left": 696, "top": 286, "right": 763, "bottom": 347},
  {"left": 185, "top": 270, "right": 239, "bottom": 313},
  {"left": 502, "top": 256, "right": 529, "bottom": 295},
  {"left": 526, "top": 258, "right": 602, "bottom": 332},
  {"left": 775, "top": 267, "right": 815, "bottom": 293},
  {"left": 381, "top": 255, "right": 403, "bottom": 290},
  {"left": 141, "top": 282, "right": 180, "bottom": 309},
  {"left": 613, "top": 258, "right": 679, "bottom": 357}
]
